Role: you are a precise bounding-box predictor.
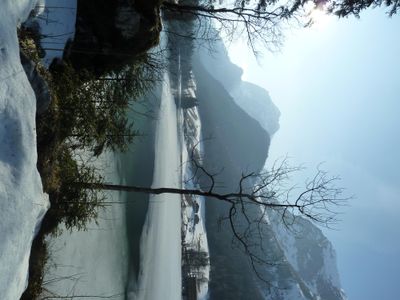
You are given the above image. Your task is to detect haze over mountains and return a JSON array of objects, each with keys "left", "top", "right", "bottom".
[{"left": 190, "top": 34, "right": 346, "bottom": 299}]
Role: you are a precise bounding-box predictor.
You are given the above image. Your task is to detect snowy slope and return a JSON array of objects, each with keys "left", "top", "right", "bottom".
[
  {"left": 268, "top": 211, "right": 347, "bottom": 300},
  {"left": 0, "top": 0, "right": 49, "bottom": 299}
]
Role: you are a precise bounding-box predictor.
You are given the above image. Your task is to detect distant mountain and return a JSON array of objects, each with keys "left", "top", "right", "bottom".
[
  {"left": 230, "top": 82, "right": 280, "bottom": 137},
  {"left": 191, "top": 36, "right": 346, "bottom": 300},
  {"left": 193, "top": 47, "right": 271, "bottom": 300},
  {"left": 195, "top": 38, "right": 280, "bottom": 137},
  {"left": 267, "top": 211, "right": 347, "bottom": 300}
]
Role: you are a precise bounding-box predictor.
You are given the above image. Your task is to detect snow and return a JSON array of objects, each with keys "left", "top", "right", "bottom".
[
  {"left": 268, "top": 210, "right": 346, "bottom": 299},
  {"left": 280, "top": 284, "right": 307, "bottom": 300},
  {"left": 181, "top": 184, "right": 210, "bottom": 300},
  {"left": 320, "top": 242, "right": 344, "bottom": 291},
  {"left": 0, "top": 0, "right": 49, "bottom": 299},
  {"left": 181, "top": 106, "right": 210, "bottom": 300},
  {"left": 229, "top": 82, "right": 281, "bottom": 136},
  {"left": 130, "top": 73, "right": 182, "bottom": 300}
]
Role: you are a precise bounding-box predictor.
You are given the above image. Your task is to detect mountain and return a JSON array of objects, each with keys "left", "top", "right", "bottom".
[
  {"left": 268, "top": 211, "right": 347, "bottom": 300},
  {"left": 191, "top": 36, "right": 346, "bottom": 300},
  {"left": 195, "top": 38, "right": 280, "bottom": 137},
  {"left": 193, "top": 48, "right": 271, "bottom": 300}
]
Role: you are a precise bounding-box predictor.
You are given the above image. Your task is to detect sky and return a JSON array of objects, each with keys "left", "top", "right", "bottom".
[{"left": 228, "top": 8, "right": 400, "bottom": 300}]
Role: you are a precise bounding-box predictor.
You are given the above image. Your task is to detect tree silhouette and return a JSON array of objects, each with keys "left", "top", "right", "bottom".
[
  {"left": 161, "top": 0, "right": 399, "bottom": 52},
  {"left": 77, "top": 157, "right": 349, "bottom": 283}
]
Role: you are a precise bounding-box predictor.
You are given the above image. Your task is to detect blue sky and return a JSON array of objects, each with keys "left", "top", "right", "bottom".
[{"left": 228, "top": 8, "right": 400, "bottom": 300}]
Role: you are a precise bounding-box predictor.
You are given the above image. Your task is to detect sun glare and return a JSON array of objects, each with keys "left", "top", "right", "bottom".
[{"left": 308, "top": 6, "right": 332, "bottom": 30}]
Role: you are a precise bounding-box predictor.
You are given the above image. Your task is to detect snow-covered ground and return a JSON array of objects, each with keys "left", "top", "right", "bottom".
[
  {"left": 180, "top": 81, "right": 210, "bottom": 300},
  {"left": 130, "top": 73, "right": 182, "bottom": 300},
  {"left": 181, "top": 166, "right": 210, "bottom": 300},
  {"left": 0, "top": 0, "right": 49, "bottom": 299}
]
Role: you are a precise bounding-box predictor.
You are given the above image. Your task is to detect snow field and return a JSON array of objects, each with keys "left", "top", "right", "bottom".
[{"left": 0, "top": 0, "right": 49, "bottom": 299}]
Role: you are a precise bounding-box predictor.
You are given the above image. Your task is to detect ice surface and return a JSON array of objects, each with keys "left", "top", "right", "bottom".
[{"left": 131, "top": 73, "right": 182, "bottom": 300}]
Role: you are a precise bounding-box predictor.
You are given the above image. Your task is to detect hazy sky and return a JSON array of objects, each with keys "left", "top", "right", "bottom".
[{"left": 228, "top": 8, "right": 400, "bottom": 300}]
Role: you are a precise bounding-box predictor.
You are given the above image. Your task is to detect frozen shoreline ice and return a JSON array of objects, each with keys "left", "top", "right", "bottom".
[{"left": 131, "top": 73, "right": 182, "bottom": 300}]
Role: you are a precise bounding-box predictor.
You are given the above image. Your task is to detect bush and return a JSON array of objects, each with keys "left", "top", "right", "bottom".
[
  {"left": 49, "top": 56, "right": 161, "bottom": 156},
  {"left": 47, "top": 148, "right": 105, "bottom": 231}
]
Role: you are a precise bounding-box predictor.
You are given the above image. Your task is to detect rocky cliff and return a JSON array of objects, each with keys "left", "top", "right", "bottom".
[{"left": 65, "top": 0, "right": 161, "bottom": 74}]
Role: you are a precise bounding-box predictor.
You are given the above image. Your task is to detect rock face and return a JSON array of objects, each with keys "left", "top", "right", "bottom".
[
  {"left": 230, "top": 81, "right": 280, "bottom": 136},
  {"left": 195, "top": 37, "right": 280, "bottom": 136},
  {"left": 193, "top": 55, "right": 271, "bottom": 300},
  {"left": 268, "top": 213, "right": 347, "bottom": 300},
  {"left": 65, "top": 0, "right": 161, "bottom": 74}
]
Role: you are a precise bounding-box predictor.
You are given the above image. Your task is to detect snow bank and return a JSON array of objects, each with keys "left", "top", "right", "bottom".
[{"left": 0, "top": 0, "right": 49, "bottom": 299}]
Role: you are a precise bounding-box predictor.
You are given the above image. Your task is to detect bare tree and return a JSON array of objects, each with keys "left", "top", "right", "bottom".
[
  {"left": 162, "top": 0, "right": 400, "bottom": 54},
  {"left": 162, "top": 0, "right": 291, "bottom": 53},
  {"left": 77, "top": 157, "right": 349, "bottom": 283}
]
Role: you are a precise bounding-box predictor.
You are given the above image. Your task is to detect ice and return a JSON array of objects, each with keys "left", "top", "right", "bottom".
[{"left": 131, "top": 73, "right": 182, "bottom": 300}]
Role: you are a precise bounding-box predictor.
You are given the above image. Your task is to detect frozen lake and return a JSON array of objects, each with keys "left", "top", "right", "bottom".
[{"left": 130, "top": 73, "right": 182, "bottom": 300}]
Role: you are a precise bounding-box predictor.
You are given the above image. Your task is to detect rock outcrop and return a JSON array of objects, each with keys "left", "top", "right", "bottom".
[{"left": 65, "top": 0, "right": 162, "bottom": 74}]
